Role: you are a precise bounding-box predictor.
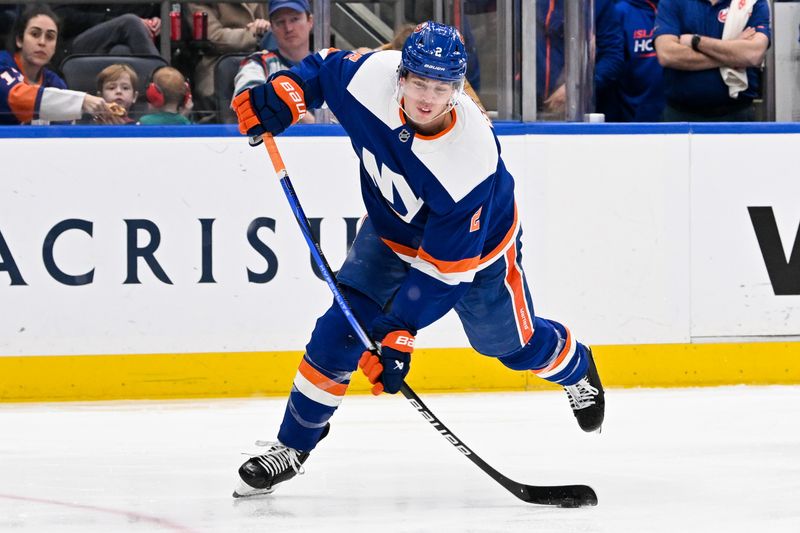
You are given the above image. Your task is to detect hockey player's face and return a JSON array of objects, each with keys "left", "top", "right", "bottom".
[
  {"left": 17, "top": 15, "right": 57, "bottom": 69},
  {"left": 101, "top": 74, "right": 138, "bottom": 111},
  {"left": 400, "top": 73, "right": 455, "bottom": 126}
]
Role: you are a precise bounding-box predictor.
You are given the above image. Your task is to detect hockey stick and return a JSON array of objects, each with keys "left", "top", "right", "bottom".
[{"left": 259, "top": 134, "right": 598, "bottom": 508}]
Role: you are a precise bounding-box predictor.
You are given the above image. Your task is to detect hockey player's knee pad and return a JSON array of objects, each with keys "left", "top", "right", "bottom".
[{"left": 305, "top": 285, "right": 382, "bottom": 373}]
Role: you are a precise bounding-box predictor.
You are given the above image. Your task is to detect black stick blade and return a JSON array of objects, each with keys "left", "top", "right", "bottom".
[{"left": 517, "top": 484, "right": 598, "bottom": 507}]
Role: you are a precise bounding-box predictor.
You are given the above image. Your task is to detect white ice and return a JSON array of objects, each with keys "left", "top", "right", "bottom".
[{"left": 1, "top": 386, "right": 798, "bottom": 532}]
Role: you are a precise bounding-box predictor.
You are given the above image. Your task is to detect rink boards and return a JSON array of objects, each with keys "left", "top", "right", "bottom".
[{"left": 0, "top": 123, "right": 798, "bottom": 401}]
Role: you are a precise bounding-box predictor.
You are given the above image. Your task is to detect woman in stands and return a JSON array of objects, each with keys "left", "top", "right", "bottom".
[{"left": 0, "top": 4, "right": 117, "bottom": 125}]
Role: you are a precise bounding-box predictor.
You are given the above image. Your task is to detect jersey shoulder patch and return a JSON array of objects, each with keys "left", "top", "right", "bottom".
[{"left": 345, "top": 50, "right": 403, "bottom": 130}]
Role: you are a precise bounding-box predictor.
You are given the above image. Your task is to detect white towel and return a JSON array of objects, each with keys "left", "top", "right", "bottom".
[{"left": 720, "top": 0, "right": 757, "bottom": 98}]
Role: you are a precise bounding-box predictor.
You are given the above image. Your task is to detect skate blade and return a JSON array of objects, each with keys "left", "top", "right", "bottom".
[{"left": 232, "top": 480, "right": 276, "bottom": 499}]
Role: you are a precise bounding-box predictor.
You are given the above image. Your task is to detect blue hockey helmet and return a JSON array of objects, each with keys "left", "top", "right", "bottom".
[{"left": 400, "top": 21, "right": 467, "bottom": 83}]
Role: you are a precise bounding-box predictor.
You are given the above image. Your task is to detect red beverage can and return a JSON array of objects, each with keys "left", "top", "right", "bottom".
[
  {"left": 170, "top": 11, "right": 181, "bottom": 41},
  {"left": 193, "top": 11, "right": 208, "bottom": 40}
]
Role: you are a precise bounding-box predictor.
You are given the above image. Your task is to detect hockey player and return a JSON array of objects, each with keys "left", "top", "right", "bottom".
[{"left": 231, "top": 21, "right": 605, "bottom": 498}]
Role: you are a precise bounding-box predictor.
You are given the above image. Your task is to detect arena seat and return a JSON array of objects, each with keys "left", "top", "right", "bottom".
[
  {"left": 59, "top": 54, "right": 168, "bottom": 115},
  {"left": 214, "top": 54, "right": 248, "bottom": 124}
]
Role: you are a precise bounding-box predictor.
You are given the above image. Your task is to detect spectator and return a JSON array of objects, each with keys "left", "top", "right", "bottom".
[
  {"left": 139, "top": 66, "right": 193, "bottom": 125},
  {"left": 536, "top": 0, "right": 624, "bottom": 119},
  {"left": 186, "top": 2, "right": 269, "bottom": 105},
  {"left": 266, "top": 0, "right": 314, "bottom": 65},
  {"left": 0, "top": 4, "right": 114, "bottom": 125},
  {"left": 53, "top": 4, "right": 160, "bottom": 57},
  {"left": 232, "top": 0, "right": 315, "bottom": 124},
  {"left": 94, "top": 63, "right": 139, "bottom": 124},
  {"left": 653, "top": 0, "right": 770, "bottom": 121},
  {"left": 603, "top": 0, "right": 664, "bottom": 122},
  {"left": 537, "top": 0, "right": 625, "bottom": 120}
]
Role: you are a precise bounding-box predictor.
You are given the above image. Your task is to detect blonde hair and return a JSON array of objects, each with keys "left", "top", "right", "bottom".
[
  {"left": 379, "top": 24, "right": 416, "bottom": 51},
  {"left": 96, "top": 63, "right": 139, "bottom": 93},
  {"left": 151, "top": 66, "right": 188, "bottom": 107}
]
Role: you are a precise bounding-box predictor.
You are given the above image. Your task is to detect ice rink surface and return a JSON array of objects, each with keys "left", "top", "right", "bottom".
[{"left": 1, "top": 386, "right": 798, "bottom": 532}]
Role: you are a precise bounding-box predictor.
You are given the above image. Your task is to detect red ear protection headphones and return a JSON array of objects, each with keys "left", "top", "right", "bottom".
[{"left": 146, "top": 66, "right": 192, "bottom": 108}]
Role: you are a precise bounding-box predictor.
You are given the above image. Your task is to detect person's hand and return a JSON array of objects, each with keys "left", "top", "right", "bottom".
[
  {"left": 543, "top": 84, "right": 566, "bottom": 113},
  {"left": 358, "top": 330, "right": 414, "bottom": 395},
  {"left": 82, "top": 94, "right": 118, "bottom": 120},
  {"left": 738, "top": 27, "right": 757, "bottom": 41},
  {"left": 93, "top": 102, "right": 127, "bottom": 124},
  {"left": 148, "top": 17, "right": 161, "bottom": 37},
  {"left": 140, "top": 17, "right": 161, "bottom": 37},
  {"left": 180, "top": 92, "right": 194, "bottom": 117},
  {"left": 246, "top": 19, "right": 270, "bottom": 38},
  {"left": 232, "top": 73, "right": 307, "bottom": 138}
]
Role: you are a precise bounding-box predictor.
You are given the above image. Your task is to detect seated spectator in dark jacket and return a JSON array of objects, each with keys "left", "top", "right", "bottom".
[
  {"left": 1, "top": 4, "right": 115, "bottom": 125},
  {"left": 603, "top": 0, "right": 664, "bottom": 122},
  {"left": 537, "top": 0, "right": 625, "bottom": 119},
  {"left": 139, "top": 66, "right": 193, "bottom": 125},
  {"left": 53, "top": 3, "right": 160, "bottom": 57}
]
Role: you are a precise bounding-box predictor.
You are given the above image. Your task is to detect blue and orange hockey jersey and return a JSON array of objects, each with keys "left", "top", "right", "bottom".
[
  {"left": 284, "top": 49, "right": 520, "bottom": 334},
  {"left": 0, "top": 51, "right": 84, "bottom": 125}
]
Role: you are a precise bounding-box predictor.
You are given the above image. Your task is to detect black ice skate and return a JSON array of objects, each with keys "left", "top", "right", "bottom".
[
  {"left": 233, "top": 423, "right": 330, "bottom": 498},
  {"left": 564, "top": 348, "right": 605, "bottom": 433}
]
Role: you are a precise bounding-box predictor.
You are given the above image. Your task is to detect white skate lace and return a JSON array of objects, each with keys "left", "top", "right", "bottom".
[
  {"left": 565, "top": 377, "right": 599, "bottom": 410},
  {"left": 248, "top": 440, "right": 305, "bottom": 477}
]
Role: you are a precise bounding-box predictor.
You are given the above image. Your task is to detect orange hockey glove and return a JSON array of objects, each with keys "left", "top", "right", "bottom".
[
  {"left": 232, "top": 73, "right": 307, "bottom": 138},
  {"left": 358, "top": 330, "right": 414, "bottom": 395}
]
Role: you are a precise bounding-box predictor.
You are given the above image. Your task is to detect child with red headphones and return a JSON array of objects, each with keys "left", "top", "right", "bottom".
[{"left": 138, "top": 66, "right": 193, "bottom": 125}]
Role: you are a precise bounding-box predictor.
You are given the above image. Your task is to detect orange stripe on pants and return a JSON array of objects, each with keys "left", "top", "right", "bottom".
[
  {"left": 532, "top": 327, "right": 573, "bottom": 377},
  {"left": 298, "top": 359, "right": 348, "bottom": 396},
  {"left": 504, "top": 245, "right": 533, "bottom": 345}
]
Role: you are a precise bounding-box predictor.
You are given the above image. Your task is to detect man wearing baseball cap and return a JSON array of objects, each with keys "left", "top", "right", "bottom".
[{"left": 267, "top": 0, "right": 313, "bottom": 67}]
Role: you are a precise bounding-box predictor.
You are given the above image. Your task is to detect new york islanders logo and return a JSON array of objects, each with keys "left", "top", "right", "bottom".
[
  {"left": 361, "top": 147, "right": 423, "bottom": 223},
  {"left": 718, "top": 8, "right": 728, "bottom": 23}
]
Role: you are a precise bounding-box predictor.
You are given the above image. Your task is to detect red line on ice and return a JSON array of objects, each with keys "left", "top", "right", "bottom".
[{"left": 0, "top": 493, "right": 198, "bottom": 532}]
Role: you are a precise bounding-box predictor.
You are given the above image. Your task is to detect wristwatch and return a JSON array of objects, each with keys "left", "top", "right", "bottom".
[{"left": 691, "top": 34, "right": 701, "bottom": 52}]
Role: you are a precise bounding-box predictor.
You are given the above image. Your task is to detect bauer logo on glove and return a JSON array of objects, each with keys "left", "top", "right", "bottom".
[
  {"left": 275, "top": 80, "right": 306, "bottom": 122},
  {"left": 233, "top": 72, "right": 307, "bottom": 138},
  {"left": 358, "top": 330, "right": 415, "bottom": 395}
]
